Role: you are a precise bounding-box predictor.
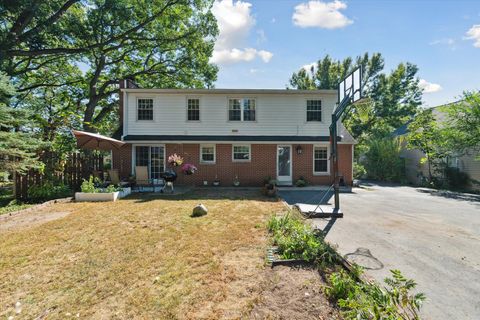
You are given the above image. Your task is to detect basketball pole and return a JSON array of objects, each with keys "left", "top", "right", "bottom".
[{"left": 329, "top": 66, "right": 363, "bottom": 211}]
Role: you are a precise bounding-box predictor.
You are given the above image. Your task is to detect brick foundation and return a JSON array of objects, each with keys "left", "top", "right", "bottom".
[{"left": 112, "top": 143, "right": 353, "bottom": 186}]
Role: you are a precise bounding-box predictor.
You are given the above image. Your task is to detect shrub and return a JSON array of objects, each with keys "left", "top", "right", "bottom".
[
  {"left": 295, "top": 177, "right": 307, "bottom": 187},
  {"left": 324, "top": 268, "right": 425, "bottom": 320},
  {"left": 80, "top": 176, "right": 96, "bottom": 193},
  {"left": 267, "top": 213, "right": 337, "bottom": 265},
  {"left": 28, "top": 181, "right": 72, "bottom": 202},
  {"left": 444, "top": 166, "right": 470, "bottom": 190},
  {"left": 353, "top": 162, "right": 366, "bottom": 179},
  {"left": 364, "top": 137, "right": 405, "bottom": 182}
]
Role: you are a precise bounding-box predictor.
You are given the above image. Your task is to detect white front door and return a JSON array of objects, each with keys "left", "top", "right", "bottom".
[{"left": 277, "top": 145, "right": 292, "bottom": 185}]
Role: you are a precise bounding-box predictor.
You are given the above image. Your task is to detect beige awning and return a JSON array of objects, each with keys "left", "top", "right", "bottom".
[{"left": 73, "top": 130, "right": 125, "bottom": 150}]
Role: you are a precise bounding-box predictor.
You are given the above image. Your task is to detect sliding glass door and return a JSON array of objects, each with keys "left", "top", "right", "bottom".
[{"left": 134, "top": 146, "right": 165, "bottom": 179}]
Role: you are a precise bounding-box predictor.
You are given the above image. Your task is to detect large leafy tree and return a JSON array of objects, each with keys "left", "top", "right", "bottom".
[
  {"left": 440, "top": 91, "right": 480, "bottom": 156},
  {"left": 0, "top": 72, "right": 44, "bottom": 176},
  {"left": 289, "top": 53, "right": 422, "bottom": 139},
  {"left": 1, "top": 0, "right": 218, "bottom": 132},
  {"left": 406, "top": 108, "right": 451, "bottom": 180}
]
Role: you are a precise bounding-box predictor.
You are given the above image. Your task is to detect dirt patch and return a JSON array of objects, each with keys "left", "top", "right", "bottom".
[
  {"left": 250, "top": 265, "right": 341, "bottom": 320},
  {"left": 0, "top": 204, "right": 71, "bottom": 232}
]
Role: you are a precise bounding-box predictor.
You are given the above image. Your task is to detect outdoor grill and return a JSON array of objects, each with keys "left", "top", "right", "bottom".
[{"left": 161, "top": 170, "right": 177, "bottom": 182}]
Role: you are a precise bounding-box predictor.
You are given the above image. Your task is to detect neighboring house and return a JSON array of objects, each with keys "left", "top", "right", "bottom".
[
  {"left": 111, "top": 80, "right": 355, "bottom": 186},
  {"left": 394, "top": 105, "right": 480, "bottom": 190}
]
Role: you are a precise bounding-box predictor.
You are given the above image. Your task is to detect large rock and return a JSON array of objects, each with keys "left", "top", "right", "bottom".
[{"left": 192, "top": 204, "right": 208, "bottom": 217}]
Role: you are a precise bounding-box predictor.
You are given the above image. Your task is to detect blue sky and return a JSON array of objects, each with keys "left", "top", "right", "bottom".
[{"left": 211, "top": 0, "right": 480, "bottom": 107}]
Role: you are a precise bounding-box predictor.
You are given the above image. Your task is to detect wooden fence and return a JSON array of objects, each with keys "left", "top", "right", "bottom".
[{"left": 14, "top": 152, "right": 104, "bottom": 201}]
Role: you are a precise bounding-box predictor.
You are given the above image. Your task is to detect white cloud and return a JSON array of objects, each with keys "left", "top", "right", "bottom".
[
  {"left": 302, "top": 62, "right": 316, "bottom": 72},
  {"left": 429, "top": 38, "right": 456, "bottom": 50},
  {"left": 419, "top": 79, "right": 442, "bottom": 93},
  {"left": 257, "top": 50, "right": 273, "bottom": 62},
  {"left": 292, "top": 0, "right": 353, "bottom": 29},
  {"left": 211, "top": 0, "right": 273, "bottom": 65},
  {"left": 464, "top": 24, "right": 480, "bottom": 47}
]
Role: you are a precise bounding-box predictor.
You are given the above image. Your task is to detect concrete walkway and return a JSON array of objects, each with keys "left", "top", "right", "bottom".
[{"left": 280, "top": 183, "right": 480, "bottom": 320}]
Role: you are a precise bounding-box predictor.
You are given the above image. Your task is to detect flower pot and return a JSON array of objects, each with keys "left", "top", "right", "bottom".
[
  {"left": 213, "top": 181, "right": 220, "bottom": 186},
  {"left": 233, "top": 181, "right": 240, "bottom": 187}
]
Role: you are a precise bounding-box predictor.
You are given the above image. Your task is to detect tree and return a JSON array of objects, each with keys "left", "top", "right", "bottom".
[
  {"left": 0, "top": 72, "right": 44, "bottom": 176},
  {"left": 440, "top": 91, "right": 480, "bottom": 157},
  {"left": 406, "top": 108, "right": 451, "bottom": 181},
  {"left": 1, "top": 0, "right": 218, "bottom": 132},
  {"left": 289, "top": 53, "right": 423, "bottom": 139}
]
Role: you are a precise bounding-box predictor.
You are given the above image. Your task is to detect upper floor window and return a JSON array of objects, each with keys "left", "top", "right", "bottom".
[
  {"left": 200, "top": 144, "right": 215, "bottom": 163},
  {"left": 187, "top": 98, "right": 200, "bottom": 121},
  {"left": 229, "top": 98, "right": 256, "bottom": 121},
  {"left": 233, "top": 145, "right": 251, "bottom": 161},
  {"left": 306, "top": 100, "right": 322, "bottom": 122},
  {"left": 137, "top": 98, "right": 153, "bottom": 120},
  {"left": 314, "top": 146, "right": 328, "bottom": 173}
]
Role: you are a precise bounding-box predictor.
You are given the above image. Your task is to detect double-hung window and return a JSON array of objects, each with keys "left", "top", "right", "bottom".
[
  {"left": 187, "top": 98, "right": 200, "bottom": 121},
  {"left": 200, "top": 144, "right": 216, "bottom": 163},
  {"left": 233, "top": 145, "right": 251, "bottom": 161},
  {"left": 137, "top": 98, "right": 153, "bottom": 120},
  {"left": 313, "top": 146, "right": 329, "bottom": 174},
  {"left": 306, "top": 100, "right": 322, "bottom": 122},
  {"left": 229, "top": 98, "right": 256, "bottom": 121}
]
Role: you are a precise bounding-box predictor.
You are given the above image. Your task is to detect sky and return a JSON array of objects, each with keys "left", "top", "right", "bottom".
[{"left": 210, "top": 0, "right": 480, "bottom": 107}]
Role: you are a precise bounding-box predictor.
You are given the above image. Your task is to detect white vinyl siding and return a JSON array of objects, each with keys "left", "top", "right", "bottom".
[{"left": 125, "top": 93, "right": 337, "bottom": 136}]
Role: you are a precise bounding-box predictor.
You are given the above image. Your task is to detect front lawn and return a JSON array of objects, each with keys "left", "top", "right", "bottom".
[{"left": 0, "top": 190, "right": 285, "bottom": 319}]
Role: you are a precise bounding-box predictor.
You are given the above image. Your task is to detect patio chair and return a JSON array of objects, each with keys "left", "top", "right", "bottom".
[
  {"left": 135, "top": 166, "right": 152, "bottom": 191},
  {"left": 108, "top": 169, "right": 129, "bottom": 187}
]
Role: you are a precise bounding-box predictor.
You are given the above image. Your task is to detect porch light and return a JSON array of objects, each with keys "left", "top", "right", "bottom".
[{"left": 296, "top": 145, "right": 303, "bottom": 155}]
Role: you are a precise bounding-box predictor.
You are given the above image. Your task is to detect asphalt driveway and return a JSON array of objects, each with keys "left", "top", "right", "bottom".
[{"left": 280, "top": 183, "right": 480, "bottom": 320}]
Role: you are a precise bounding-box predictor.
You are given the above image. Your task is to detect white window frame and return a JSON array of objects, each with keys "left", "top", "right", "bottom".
[
  {"left": 313, "top": 145, "right": 330, "bottom": 175},
  {"left": 232, "top": 144, "right": 251, "bottom": 162},
  {"left": 228, "top": 98, "right": 256, "bottom": 122},
  {"left": 136, "top": 98, "right": 154, "bottom": 121},
  {"left": 131, "top": 144, "right": 166, "bottom": 179},
  {"left": 200, "top": 144, "right": 216, "bottom": 164},
  {"left": 306, "top": 99, "right": 322, "bottom": 122},
  {"left": 186, "top": 96, "right": 201, "bottom": 122}
]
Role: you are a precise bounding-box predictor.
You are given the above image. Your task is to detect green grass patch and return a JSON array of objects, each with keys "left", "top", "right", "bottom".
[{"left": 0, "top": 186, "right": 32, "bottom": 215}]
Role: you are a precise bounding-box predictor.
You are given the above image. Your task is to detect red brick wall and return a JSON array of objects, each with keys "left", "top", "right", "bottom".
[
  {"left": 112, "top": 144, "right": 132, "bottom": 178},
  {"left": 114, "top": 143, "right": 353, "bottom": 186}
]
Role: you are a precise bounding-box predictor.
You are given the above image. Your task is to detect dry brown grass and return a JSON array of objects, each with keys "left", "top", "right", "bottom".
[{"left": 0, "top": 189, "right": 285, "bottom": 319}]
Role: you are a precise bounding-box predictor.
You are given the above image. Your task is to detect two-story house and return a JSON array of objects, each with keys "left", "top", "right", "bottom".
[{"left": 112, "top": 80, "right": 355, "bottom": 186}]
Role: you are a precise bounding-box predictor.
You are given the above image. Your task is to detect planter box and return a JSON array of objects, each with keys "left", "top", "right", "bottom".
[
  {"left": 75, "top": 191, "right": 120, "bottom": 202},
  {"left": 119, "top": 187, "right": 131, "bottom": 198}
]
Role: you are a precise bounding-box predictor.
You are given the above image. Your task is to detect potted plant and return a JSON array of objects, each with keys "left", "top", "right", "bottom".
[
  {"left": 233, "top": 175, "right": 240, "bottom": 187},
  {"left": 181, "top": 163, "right": 197, "bottom": 175},
  {"left": 295, "top": 176, "right": 307, "bottom": 187},
  {"left": 213, "top": 174, "right": 220, "bottom": 186},
  {"left": 262, "top": 176, "right": 277, "bottom": 197}
]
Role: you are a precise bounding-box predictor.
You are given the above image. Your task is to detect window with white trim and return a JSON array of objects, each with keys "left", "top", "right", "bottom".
[
  {"left": 200, "top": 144, "right": 215, "bottom": 163},
  {"left": 233, "top": 145, "right": 251, "bottom": 161},
  {"left": 314, "top": 146, "right": 328, "bottom": 173},
  {"left": 306, "top": 100, "right": 322, "bottom": 122},
  {"left": 187, "top": 98, "right": 200, "bottom": 121},
  {"left": 229, "top": 98, "right": 256, "bottom": 121},
  {"left": 137, "top": 98, "right": 153, "bottom": 120}
]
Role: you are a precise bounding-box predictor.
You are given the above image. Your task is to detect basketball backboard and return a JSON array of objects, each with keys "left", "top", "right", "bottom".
[{"left": 338, "top": 67, "right": 362, "bottom": 104}]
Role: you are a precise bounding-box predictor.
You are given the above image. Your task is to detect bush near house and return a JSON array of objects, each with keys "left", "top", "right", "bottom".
[
  {"left": 267, "top": 213, "right": 425, "bottom": 320},
  {"left": 364, "top": 137, "right": 405, "bottom": 182}
]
